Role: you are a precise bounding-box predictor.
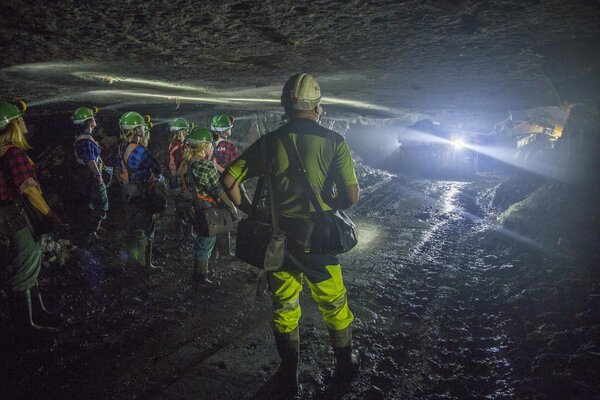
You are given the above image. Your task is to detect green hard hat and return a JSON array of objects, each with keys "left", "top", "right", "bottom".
[
  {"left": 211, "top": 114, "right": 234, "bottom": 132},
  {"left": 187, "top": 127, "right": 213, "bottom": 145},
  {"left": 169, "top": 118, "right": 190, "bottom": 132},
  {"left": 119, "top": 111, "right": 146, "bottom": 130},
  {"left": 0, "top": 102, "right": 22, "bottom": 130},
  {"left": 72, "top": 106, "right": 96, "bottom": 124}
]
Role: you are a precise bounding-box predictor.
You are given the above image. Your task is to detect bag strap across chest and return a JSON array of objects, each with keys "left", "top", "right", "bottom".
[
  {"left": 119, "top": 143, "right": 139, "bottom": 184},
  {"left": 73, "top": 134, "right": 100, "bottom": 165},
  {"left": 279, "top": 134, "right": 330, "bottom": 223}
]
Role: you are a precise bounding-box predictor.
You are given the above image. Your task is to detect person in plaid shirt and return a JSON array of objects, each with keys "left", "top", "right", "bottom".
[
  {"left": 167, "top": 118, "right": 190, "bottom": 189},
  {"left": 116, "top": 111, "right": 164, "bottom": 271},
  {"left": 0, "top": 102, "right": 68, "bottom": 339},
  {"left": 210, "top": 114, "right": 240, "bottom": 259},
  {"left": 72, "top": 106, "right": 109, "bottom": 243},
  {"left": 211, "top": 114, "right": 240, "bottom": 173},
  {"left": 167, "top": 118, "right": 196, "bottom": 241},
  {"left": 179, "top": 127, "right": 237, "bottom": 286}
]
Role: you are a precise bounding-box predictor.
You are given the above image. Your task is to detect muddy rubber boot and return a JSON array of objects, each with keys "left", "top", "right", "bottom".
[
  {"left": 85, "top": 219, "right": 105, "bottom": 245},
  {"left": 30, "top": 284, "right": 63, "bottom": 328},
  {"left": 192, "top": 260, "right": 213, "bottom": 287},
  {"left": 216, "top": 233, "right": 234, "bottom": 259},
  {"left": 273, "top": 328, "right": 301, "bottom": 398},
  {"left": 329, "top": 327, "right": 360, "bottom": 385},
  {"left": 8, "top": 290, "right": 59, "bottom": 340},
  {"left": 183, "top": 221, "right": 196, "bottom": 240},
  {"left": 176, "top": 221, "right": 185, "bottom": 241},
  {"left": 139, "top": 239, "right": 163, "bottom": 272}
]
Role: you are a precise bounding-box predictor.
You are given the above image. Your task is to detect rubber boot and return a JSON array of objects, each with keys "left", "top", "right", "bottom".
[
  {"left": 139, "top": 239, "right": 163, "bottom": 272},
  {"left": 329, "top": 327, "right": 360, "bottom": 384},
  {"left": 274, "top": 328, "right": 301, "bottom": 398},
  {"left": 177, "top": 221, "right": 184, "bottom": 240},
  {"left": 85, "top": 218, "right": 104, "bottom": 245},
  {"left": 8, "top": 290, "right": 58, "bottom": 340},
  {"left": 30, "top": 284, "right": 63, "bottom": 328},
  {"left": 192, "top": 260, "right": 213, "bottom": 287},
  {"left": 216, "top": 233, "right": 234, "bottom": 259},
  {"left": 183, "top": 221, "right": 196, "bottom": 240}
]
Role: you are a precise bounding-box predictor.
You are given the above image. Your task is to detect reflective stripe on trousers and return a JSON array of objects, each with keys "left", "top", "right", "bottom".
[{"left": 268, "top": 264, "right": 354, "bottom": 334}]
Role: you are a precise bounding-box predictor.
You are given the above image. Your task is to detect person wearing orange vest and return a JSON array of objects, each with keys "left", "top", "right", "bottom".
[
  {"left": 0, "top": 102, "right": 68, "bottom": 340},
  {"left": 72, "top": 107, "right": 109, "bottom": 244}
]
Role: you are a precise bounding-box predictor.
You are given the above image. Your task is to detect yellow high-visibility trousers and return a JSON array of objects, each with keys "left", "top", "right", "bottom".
[{"left": 268, "top": 264, "right": 354, "bottom": 334}]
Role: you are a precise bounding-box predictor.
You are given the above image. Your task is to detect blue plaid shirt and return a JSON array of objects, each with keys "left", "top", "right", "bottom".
[
  {"left": 122, "top": 144, "right": 162, "bottom": 184},
  {"left": 74, "top": 133, "right": 100, "bottom": 164}
]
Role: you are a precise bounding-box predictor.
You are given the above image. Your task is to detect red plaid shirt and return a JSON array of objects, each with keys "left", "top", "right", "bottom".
[
  {"left": 214, "top": 140, "right": 239, "bottom": 169},
  {"left": 167, "top": 139, "right": 186, "bottom": 176},
  {"left": 0, "top": 145, "right": 37, "bottom": 203}
]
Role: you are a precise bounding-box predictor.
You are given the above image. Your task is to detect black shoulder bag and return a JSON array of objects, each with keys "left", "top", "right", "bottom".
[
  {"left": 235, "top": 138, "right": 286, "bottom": 271},
  {"left": 186, "top": 161, "right": 235, "bottom": 237},
  {"left": 281, "top": 134, "right": 358, "bottom": 255}
]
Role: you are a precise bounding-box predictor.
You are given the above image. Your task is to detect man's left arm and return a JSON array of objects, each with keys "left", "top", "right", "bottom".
[{"left": 328, "top": 140, "right": 360, "bottom": 209}]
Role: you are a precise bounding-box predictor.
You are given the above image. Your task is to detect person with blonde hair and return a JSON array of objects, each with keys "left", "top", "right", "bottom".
[
  {"left": 178, "top": 127, "right": 237, "bottom": 286},
  {"left": 0, "top": 102, "right": 68, "bottom": 339}
]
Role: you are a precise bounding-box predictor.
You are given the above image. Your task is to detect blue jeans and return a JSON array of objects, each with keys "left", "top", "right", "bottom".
[{"left": 194, "top": 235, "right": 216, "bottom": 262}]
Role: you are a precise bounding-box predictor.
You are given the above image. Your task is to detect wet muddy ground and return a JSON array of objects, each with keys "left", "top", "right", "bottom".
[{"left": 1, "top": 174, "right": 598, "bottom": 400}]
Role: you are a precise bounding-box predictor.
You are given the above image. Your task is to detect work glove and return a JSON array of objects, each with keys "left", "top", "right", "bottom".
[
  {"left": 229, "top": 204, "right": 239, "bottom": 221},
  {"left": 156, "top": 174, "right": 166, "bottom": 183}
]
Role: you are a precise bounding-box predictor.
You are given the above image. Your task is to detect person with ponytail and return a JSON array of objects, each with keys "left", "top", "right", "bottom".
[{"left": 178, "top": 127, "right": 237, "bottom": 286}]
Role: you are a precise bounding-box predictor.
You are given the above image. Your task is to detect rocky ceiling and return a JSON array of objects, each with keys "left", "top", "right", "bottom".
[{"left": 1, "top": 0, "right": 599, "bottom": 127}]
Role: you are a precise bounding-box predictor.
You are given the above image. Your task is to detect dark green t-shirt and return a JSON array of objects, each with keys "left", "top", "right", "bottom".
[{"left": 225, "top": 118, "right": 358, "bottom": 218}]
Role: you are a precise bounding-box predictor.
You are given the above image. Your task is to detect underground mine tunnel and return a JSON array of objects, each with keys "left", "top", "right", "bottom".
[{"left": 1, "top": 1, "right": 599, "bottom": 399}]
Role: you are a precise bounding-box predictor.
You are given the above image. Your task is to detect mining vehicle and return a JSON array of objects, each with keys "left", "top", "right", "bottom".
[{"left": 395, "top": 120, "right": 478, "bottom": 175}]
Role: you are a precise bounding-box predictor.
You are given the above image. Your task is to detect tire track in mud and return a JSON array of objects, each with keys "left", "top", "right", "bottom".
[{"left": 348, "top": 178, "right": 515, "bottom": 399}]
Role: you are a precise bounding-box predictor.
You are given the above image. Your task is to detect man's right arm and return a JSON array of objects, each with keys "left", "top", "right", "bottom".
[
  {"left": 222, "top": 138, "right": 262, "bottom": 215},
  {"left": 222, "top": 173, "right": 252, "bottom": 215},
  {"left": 337, "top": 184, "right": 359, "bottom": 209}
]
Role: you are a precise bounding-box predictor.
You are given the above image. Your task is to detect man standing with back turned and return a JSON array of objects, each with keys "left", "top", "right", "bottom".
[{"left": 223, "top": 73, "right": 360, "bottom": 396}]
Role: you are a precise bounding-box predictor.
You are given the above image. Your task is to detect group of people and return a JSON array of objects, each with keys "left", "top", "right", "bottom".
[
  {"left": 73, "top": 108, "right": 241, "bottom": 277},
  {"left": 1, "top": 73, "right": 361, "bottom": 396}
]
